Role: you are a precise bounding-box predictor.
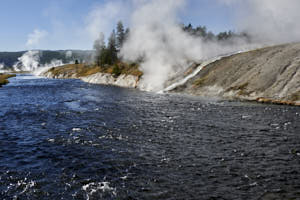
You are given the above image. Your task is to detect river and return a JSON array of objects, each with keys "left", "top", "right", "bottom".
[{"left": 0, "top": 74, "right": 299, "bottom": 199}]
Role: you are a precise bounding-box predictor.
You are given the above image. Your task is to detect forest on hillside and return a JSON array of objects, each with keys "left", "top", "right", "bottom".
[{"left": 0, "top": 50, "right": 92, "bottom": 68}]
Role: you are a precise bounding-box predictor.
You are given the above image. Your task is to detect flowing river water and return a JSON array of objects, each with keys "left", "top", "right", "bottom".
[{"left": 0, "top": 74, "right": 299, "bottom": 199}]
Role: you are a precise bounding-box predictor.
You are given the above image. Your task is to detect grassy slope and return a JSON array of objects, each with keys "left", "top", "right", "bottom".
[
  {"left": 0, "top": 74, "right": 16, "bottom": 87},
  {"left": 48, "top": 62, "right": 143, "bottom": 78}
]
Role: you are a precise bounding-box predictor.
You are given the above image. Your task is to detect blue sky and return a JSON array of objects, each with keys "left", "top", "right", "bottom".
[{"left": 0, "top": 0, "right": 235, "bottom": 51}]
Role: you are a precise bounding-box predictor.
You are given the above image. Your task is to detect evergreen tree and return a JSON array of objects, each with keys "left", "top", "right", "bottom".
[
  {"left": 107, "top": 30, "right": 118, "bottom": 65},
  {"left": 116, "top": 21, "right": 125, "bottom": 50},
  {"left": 93, "top": 32, "right": 106, "bottom": 66},
  {"left": 124, "top": 28, "right": 130, "bottom": 42}
]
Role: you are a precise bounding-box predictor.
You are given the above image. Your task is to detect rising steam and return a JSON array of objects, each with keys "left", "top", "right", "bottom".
[
  {"left": 13, "top": 51, "right": 40, "bottom": 72},
  {"left": 120, "top": 0, "right": 204, "bottom": 91},
  {"left": 13, "top": 51, "right": 64, "bottom": 75},
  {"left": 120, "top": 0, "right": 254, "bottom": 91},
  {"left": 0, "top": 63, "right": 7, "bottom": 73},
  {"left": 219, "top": 0, "right": 300, "bottom": 44},
  {"left": 26, "top": 29, "right": 48, "bottom": 48}
]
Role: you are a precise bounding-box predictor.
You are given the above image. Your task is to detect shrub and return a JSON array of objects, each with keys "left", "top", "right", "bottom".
[{"left": 112, "top": 64, "right": 121, "bottom": 77}]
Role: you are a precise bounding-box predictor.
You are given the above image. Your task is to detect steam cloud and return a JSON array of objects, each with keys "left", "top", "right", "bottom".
[
  {"left": 13, "top": 51, "right": 40, "bottom": 71},
  {"left": 85, "top": 1, "right": 129, "bottom": 41},
  {"left": 0, "top": 63, "right": 6, "bottom": 73},
  {"left": 120, "top": 0, "right": 205, "bottom": 91},
  {"left": 66, "top": 50, "right": 73, "bottom": 58},
  {"left": 120, "top": 0, "right": 255, "bottom": 91},
  {"left": 117, "top": 0, "right": 300, "bottom": 91},
  {"left": 13, "top": 51, "right": 64, "bottom": 75},
  {"left": 219, "top": 0, "right": 300, "bottom": 44},
  {"left": 26, "top": 29, "right": 48, "bottom": 47}
]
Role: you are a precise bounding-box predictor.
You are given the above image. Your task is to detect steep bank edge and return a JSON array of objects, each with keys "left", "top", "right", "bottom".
[
  {"left": 170, "top": 43, "right": 300, "bottom": 106},
  {"left": 0, "top": 74, "right": 16, "bottom": 87},
  {"left": 43, "top": 70, "right": 140, "bottom": 89}
]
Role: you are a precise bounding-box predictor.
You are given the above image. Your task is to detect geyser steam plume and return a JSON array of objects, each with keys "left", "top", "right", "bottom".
[
  {"left": 13, "top": 51, "right": 64, "bottom": 75},
  {"left": 120, "top": 0, "right": 203, "bottom": 91},
  {"left": 13, "top": 51, "right": 40, "bottom": 72},
  {"left": 221, "top": 0, "right": 300, "bottom": 44},
  {"left": 0, "top": 63, "right": 4, "bottom": 70},
  {"left": 120, "top": 0, "right": 254, "bottom": 92},
  {"left": 118, "top": 0, "right": 300, "bottom": 91}
]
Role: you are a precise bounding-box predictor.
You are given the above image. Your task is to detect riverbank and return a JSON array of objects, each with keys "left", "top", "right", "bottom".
[
  {"left": 42, "top": 63, "right": 143, "bottom": 88},
  {"left": 0, "top": 73, "right": 16, "bottom": 87},
  {"left": 40, "top": 43, "right": 300, "bottom": 106}
]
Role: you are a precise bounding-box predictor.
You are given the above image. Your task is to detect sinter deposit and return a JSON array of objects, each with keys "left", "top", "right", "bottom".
[{"left": 167, "top": 43, "right": 300, "bottom": 105}]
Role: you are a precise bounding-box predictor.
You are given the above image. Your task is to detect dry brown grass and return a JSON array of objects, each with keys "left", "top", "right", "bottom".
[
  {"left": 48, "top": 62, "right": 143, "bottom": 78},
  {"left": 193, "top": 77, "right": 208, "bottom": 87},
  {"left": 289, "top": 91, "right": 300, "bottom": 101},
  {"left": 256, "top": 97, "right": 299, "bottom": 106},
  {"left": 0, "top": 74, "right": 16, "bottom": 87}
]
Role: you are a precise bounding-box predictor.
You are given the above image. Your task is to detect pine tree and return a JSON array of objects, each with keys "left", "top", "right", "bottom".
[
  {"left": 107, "top": 30, "right": 118, "bottom": 65},
  {"left": 93, "top": 32, "right": 106, "bottom": 66},
  {"left": 116, "top": 21, "right": 125, "bottom": 50},
  {"left": 124, "top": 28, "right": 130, "bottom": 42}
]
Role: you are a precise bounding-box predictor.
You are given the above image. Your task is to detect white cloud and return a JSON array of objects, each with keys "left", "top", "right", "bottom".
[{"left": 26, "top": 29, "right": 48, "bottom": 47}]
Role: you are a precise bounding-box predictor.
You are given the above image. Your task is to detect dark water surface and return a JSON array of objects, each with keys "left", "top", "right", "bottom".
[{"left": 0, "top": 74, "right": 299, "bottom": 200}]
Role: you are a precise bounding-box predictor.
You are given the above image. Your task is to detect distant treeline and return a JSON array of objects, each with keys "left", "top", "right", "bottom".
[
  {"left": 0, "top": 52, "right": 24, "bottom": 67},
  {"left": 182, "top": 23, "right": 251, "bottom": 42},
  {"left": 0, "top": 50, "right": 93, "bottom": 68}
]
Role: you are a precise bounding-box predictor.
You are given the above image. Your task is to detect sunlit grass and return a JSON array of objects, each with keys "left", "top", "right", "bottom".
[
  {"left": 0, "top": 73, "right": 16, "bottom": 87},
  {"left": 48, "top": 62, "right": 143, "bottom": 78}
]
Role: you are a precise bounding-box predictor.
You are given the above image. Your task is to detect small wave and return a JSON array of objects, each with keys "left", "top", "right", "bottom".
[{"left": 82, "top": 182, "right": 116, "bottom": 199}]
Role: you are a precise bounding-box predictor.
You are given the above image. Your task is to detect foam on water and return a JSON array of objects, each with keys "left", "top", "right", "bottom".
[{"left": 82, "top": 182, "right": 116, "bottom": 199}]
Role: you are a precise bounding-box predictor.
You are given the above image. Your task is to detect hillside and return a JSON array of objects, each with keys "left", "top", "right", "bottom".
[
  {"left": 0, "top": 50, "right": 92, "bottom": 67},
  {"left": 170, "top": 43, "right": 300, "bottom": 105}
]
